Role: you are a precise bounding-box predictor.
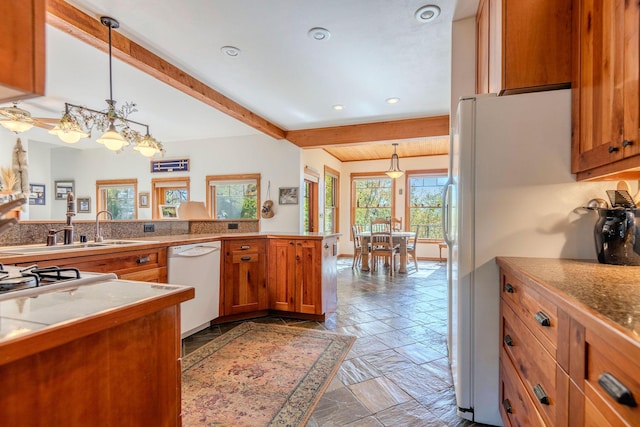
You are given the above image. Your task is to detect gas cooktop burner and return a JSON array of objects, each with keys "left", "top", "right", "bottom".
[{"left": 0, "top": 264, "right": 82, "bottom": 294}]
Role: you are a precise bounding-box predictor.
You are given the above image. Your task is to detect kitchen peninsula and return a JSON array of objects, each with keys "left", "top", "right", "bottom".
[{"left": 0, "top": 277, "right": 194, "bottom": 426}]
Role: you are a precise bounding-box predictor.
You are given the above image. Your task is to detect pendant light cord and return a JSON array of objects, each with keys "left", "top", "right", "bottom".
[{"left": 108, "top": 23, "right": 113, "bottom": 102}]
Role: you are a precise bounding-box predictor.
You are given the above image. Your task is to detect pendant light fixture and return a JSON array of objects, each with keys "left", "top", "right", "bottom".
[
  {"left": 47, "top": 16, "right": 163, "bottom": 157},
  {"left": 385, "top": 143, "right": 404, "bottom": 179}
]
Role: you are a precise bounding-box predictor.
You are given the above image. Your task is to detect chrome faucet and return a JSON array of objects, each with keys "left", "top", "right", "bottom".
[{"left": 95, "top": 210, "right": 113, "bottom": 242}]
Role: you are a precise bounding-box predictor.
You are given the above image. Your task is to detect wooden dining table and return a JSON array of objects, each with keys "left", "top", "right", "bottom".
[{"left": 358, "top": 231, "right": 415, "bottom": 274}]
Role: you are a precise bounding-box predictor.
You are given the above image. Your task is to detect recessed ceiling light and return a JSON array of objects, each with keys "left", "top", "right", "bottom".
[
  {"left": 415, "top": 5, "right": 441, "bottom": 23},
  {"left": 221, "top": 46, "right": 241, "bottom": 57},
  {"left": 333, "top": 104, "right": 345, "bottom": 111},
  {"left": 386, "top": 98, "right": 400, "bottom": 104},
  {"left": 308, "top": 27, "right": 331, "bottom": 41}
]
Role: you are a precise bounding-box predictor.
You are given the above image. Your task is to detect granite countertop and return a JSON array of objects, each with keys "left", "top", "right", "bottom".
[
  {"left": 496, "top": 257, "right": 640, "bottom": 338},
  {"left": 0, "top": 279, "right": 193, "bottom": 350}
]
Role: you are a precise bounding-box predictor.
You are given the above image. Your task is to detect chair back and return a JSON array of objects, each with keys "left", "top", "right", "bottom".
[
  {"left": 351, "top": 224, "right": 362, "bottom": 250},
  {"left": 391, "top": 217, "right": 403, "bottom": 231},
  {"left": 409, "top": 224, "right": 421, "bottom": 247},
  {"left": 370, "top": 218, "right": 393, "bottom": 250},
  {"left": 371, "top": 217, "right": 391, "bottom": 233}
]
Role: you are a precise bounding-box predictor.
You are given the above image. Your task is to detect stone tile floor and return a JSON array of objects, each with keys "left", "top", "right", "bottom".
[{"left": 183, "top": 258, "right": 489, "bottom": 426}]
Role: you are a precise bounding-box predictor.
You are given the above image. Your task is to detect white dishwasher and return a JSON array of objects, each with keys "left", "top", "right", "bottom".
[{"left": 167, "top": 241, "right": 221, "bottom": 338}]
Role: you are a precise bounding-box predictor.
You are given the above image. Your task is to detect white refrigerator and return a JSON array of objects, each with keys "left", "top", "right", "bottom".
[{"left": 442, "top": 90, "right": 612, "bottom": 425}]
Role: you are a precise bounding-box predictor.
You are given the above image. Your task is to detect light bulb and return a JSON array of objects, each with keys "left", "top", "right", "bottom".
[{"left": 97, "top": 124, "right": 127, "bottom": 151}]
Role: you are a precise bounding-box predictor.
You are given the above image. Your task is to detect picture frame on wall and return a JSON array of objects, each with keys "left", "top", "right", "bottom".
[
  {"left": 159, "top": 204, "right": 178, "bottom": 219},
  {"left": 29, "top": 183, "right": 45, "bottom": 205},
  {"left": 54, "top": 180, "right": 74, "bottom": 200},
  {"left": 278, "top": 187, "right": 299, "bottom": 205},
  {"left": 139, "top": 192, "right": 150, "bottom": 208},
  {"left": 77, "top": 197, "right": 91, "bottom": 213}
]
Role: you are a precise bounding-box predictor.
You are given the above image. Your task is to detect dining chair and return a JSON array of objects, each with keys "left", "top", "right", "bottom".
[
  {"left": 391, "top": 217, "right": 403, "bottom": 231},
  {"left": 370, "top": 218, "right": 399, "bottom": 275},
  {"left": 351, "top": 224, "right": 363, "bottom": 269},
  {"left": 406, "top": 224, "right": 421, "bottom": 271}
]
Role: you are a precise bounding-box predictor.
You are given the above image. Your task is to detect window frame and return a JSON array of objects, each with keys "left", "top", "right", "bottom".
[
  {"left": 350, "top": 172, "right": 397, "bottom": 231},
  {"left": 95, "top": 178, "right": 138, "bottom": 220},
  {"left": 324, "top": 166, "right": 340, "bottom": 234},
  {"left": 151, "top": 177, "right": 190, "bottom": 219},
  {"left": 205, "top": 173, "right": 261, "bottom": 221},
  {"left": 404, "top": 169, "right": 448, "bottom": 242}
]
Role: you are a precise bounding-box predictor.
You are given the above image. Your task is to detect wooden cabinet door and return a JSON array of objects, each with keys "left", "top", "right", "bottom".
[
  {"left": 223, "top": 248, "right": 267, "bottom": 315},
  {"left": 268, "top": 239, "right": 296, "bottom": 312},
  {"left": 476, "top": 0, "right": 571, "bottom": 95},
  {"left": 572, "top": 0, "right": 640, "bottom": 177},
  {"left": 295, "top": 240, "right": 321, "bottom": 315},
  {"left": 0, "top": 0, "right": 45, "bottom": 102}
]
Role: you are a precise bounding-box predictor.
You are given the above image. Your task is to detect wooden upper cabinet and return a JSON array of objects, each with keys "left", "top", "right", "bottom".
[
  {"left": 476, "top": 0, "right": 572, "bottom": 95},
  {"left": 572, "top": 0, "right": 640, "bottom": 180},
  {"left": 0, "top": 0, "right": 45, "bottom": 102}
]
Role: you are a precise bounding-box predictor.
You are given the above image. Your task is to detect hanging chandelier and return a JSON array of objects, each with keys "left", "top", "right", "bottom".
[
  {"left": 51, "top": 16, "right": 163, "bottom": 157},
  {"left": 385, "top": 143, "right": 404, "bottom": 179}
]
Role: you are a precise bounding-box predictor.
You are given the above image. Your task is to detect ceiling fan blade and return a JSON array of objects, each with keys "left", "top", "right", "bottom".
[
  {"left": 33, "top": 117, "right": 59, "bottom": 123},
  {"left": 32, "top": 121, "right": 53, "bottom": 130}
]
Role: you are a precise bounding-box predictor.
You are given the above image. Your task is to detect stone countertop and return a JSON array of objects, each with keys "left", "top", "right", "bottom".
[
  {"left": 0, "top": 278, "right": 193, "bottom": 364},
  {"left": 496, "top": 257, "right": 640, "bottom": 338},
  {"left": 0, "top": 231, "right": 341, "bottom": 264}
]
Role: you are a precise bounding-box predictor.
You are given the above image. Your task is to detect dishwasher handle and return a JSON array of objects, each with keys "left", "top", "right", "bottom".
[{"left": 171, "top": 245, "right": 220, "bottom": 258}]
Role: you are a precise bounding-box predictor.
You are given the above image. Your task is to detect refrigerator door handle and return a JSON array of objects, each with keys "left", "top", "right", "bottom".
[{"left": 442, "top": 179, "right": 453, "bottom": 246}]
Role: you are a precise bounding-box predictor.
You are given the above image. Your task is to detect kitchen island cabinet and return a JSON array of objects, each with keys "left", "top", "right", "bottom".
[
  {"left": 11, "top": 246, "right": 168, "bottom": 283},
  {"left": 0, "top": 278, "right": 193, "bottom": 426},
  {"left": 221, "top": 238, "right": 268, "bottom": 316},
  {"left": 268, "top": 236, "right": 338, "bottom": 316},
  {"left": 496, "top": 257, "right": 640, "bottom": 426}
]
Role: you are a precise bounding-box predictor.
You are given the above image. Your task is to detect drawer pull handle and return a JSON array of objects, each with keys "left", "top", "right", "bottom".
[
  {"left": 503, "top": 283, "right": 515, "bottom": 293},
  {"left": 502, "top": 398, "right": 513, "bottom": 414},
  {"left": 137, "top": 256, "right": 150, "bottom": 264},
  {"left": 239, "top": 245, "right": 251, "bottom": 250},
  {"left": 598, "top": 372, "right": 637, "bottom": 407},
  {"left": 533, "top": 384, "right": 549, "bottom": 405},
  {"left": 534, "top": 311, "right": 551, "bottom": 327},
  {"left": 609, "top": 146, "right": 619, "bottom": 153},
  {"left": 240, "top": 256, "right": 252, "bottom": 261},
  {"left": 503, "top": 335, "right": 514, "bottom": 347},
  {"left": 622, "top": 139, "right": 633, "bottom": 147}
]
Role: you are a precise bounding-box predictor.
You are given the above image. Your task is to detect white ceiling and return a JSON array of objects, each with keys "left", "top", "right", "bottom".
[{"left": 6, "top": 1, "right": 478, "bottom": 149}]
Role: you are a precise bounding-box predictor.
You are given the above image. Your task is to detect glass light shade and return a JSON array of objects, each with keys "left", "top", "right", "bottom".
[
  {"left": 97, "top": 124, "right": 128, "bottom": 151},
  {"left": 385, "top": 146, "right": 403, "bottom": 178},
  {"left": 134, "top": 135, "right": 159, "bottom": 157},
  {"left": 0, "top": 119, "right": 34, "bottom": 133},
  {"left": 48, "top": 114, "right": 89, "bottom": 143}
]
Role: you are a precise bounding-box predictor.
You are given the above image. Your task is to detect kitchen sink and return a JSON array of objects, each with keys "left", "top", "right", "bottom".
[{"left": 0, "top": 240, "right": 155, "bottom": 255}]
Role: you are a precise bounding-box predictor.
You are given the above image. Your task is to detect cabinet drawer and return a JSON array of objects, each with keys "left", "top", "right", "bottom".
[
  {"left": 585, "top": 330, "right": 640, "bottom": 426},
  {"left": 501, "top": 271, "right": 558, "bottom": 353},
  {"left": 500, "top": 354, "right": 546, "bottom": 427},
  {"left": 231, "top": 252, "right": 261, "bottom": 263},
  {"left": 224, "top": 239, "right": 265, "bottom": 254},
  {"left": 502, "top": 302, "right": 558, "bottom": 425}
]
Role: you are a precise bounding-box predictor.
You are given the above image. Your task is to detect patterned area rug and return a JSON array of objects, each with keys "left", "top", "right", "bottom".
[{"left": 181, "top": 322, "right": 356, "bottom": 426}]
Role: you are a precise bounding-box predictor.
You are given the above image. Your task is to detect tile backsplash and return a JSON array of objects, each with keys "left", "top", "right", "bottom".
[{"left": 0, "top": 220, "right": 258, "bottom": 246}]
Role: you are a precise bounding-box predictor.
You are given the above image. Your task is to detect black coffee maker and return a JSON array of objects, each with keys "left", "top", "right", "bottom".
[{"left": 593, "top": 190, "right": 640, "bottom": 265}]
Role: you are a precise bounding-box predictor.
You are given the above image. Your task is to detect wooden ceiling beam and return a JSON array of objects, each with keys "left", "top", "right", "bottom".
[
  {"left": 45, "top": 0, "right": 287, "bottom": 140},
  {"left": 285, "top": 115, "right": 450, "bottom": 148}
]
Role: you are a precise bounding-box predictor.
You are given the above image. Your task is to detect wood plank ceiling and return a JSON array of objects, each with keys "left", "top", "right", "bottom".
[{"left": 46, "top": 0, "right": 450, "bottom": 161}]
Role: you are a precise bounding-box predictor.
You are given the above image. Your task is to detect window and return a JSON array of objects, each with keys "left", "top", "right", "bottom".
[
  {"left": 405, "top": 170, "right": 447, "bottom": 240},
  {"left": 324, "top": 166, "right": 340, "bottom": 233},
  {"left": 206, "top": 174, "right": 260, "bottom": 220},
  {"left": 151, "top": 177, "right": 190, "bottom": 219},
  {"left": 96, "top": 179, "right": 137, "bottom": 220},
  {"left": 303, "top": 167, "right": 319, "bottom": 232},
  {"left": 351, "top": 174, "right": 394, "bottom": 228}
]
